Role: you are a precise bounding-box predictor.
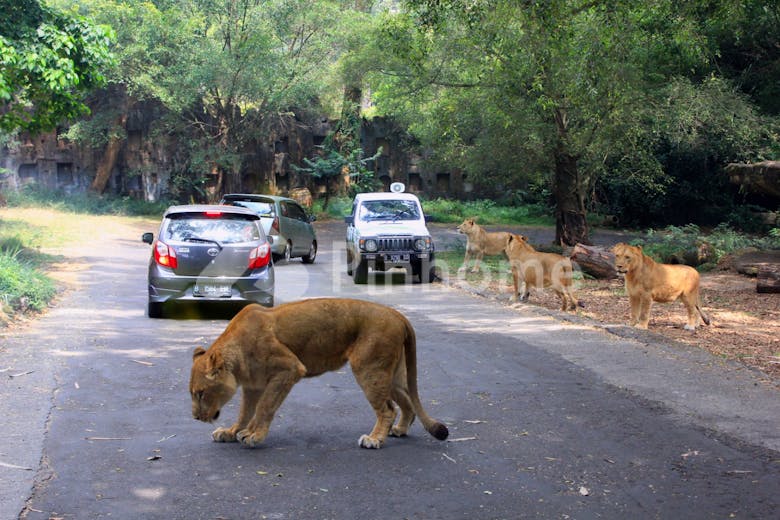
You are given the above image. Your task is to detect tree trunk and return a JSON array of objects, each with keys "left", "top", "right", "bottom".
[
  {"left": 89, "top": 112, "right": 127, "bottom": 194},
  {"left": 570, "top": 243, "right": 618, "bottom": 279},
  {"left": 553, "top": 149, "right": 590, "bottom": 246},
  {"left": 552, "top": 109, "right": 590, "bottom": 246}
]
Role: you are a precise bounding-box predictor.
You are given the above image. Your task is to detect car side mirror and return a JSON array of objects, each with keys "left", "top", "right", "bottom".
[
  {"left": 142, "top": 232, "right": 154, "bottom": 244},
  {"left": 424, "top": 214, "right": 436, "bottom": 223},
  {"left": 267, "top": 236, "right": 274, "bottom": 245},
  {"left": 309, "top": 215, "right": 317, "bottom": 222},
  {"left": 344, "top": 216, "right": 354, "bottom": 225}
]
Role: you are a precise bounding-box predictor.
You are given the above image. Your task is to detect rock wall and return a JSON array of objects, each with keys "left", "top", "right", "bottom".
[{"left": 0, "top": 108, "right": 458, "bottom": 201}]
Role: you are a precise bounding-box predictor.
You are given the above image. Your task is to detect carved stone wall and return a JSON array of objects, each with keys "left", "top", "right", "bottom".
[{"left": 0, "top": 111, "right": 457, "bottom": 201}]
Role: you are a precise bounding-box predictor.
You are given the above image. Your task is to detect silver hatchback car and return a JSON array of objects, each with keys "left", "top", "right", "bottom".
[
  {"left": 142, "top": 205, "right": 274, "bottom": 318},
  {"left": 221, "top": 194, "right": 317, "bottom": 263}
]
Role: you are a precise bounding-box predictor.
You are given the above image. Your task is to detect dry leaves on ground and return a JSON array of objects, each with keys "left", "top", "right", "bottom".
[{"left": 451, "top": 270, "right": 780, "bottom": 380}]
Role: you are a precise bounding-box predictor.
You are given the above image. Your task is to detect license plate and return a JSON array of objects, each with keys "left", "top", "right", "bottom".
[
  {"left": 194, "top": 284, "right": 232, "bottom": 297},
  {"left": 386, "top": 254, "right": 410, "bottom": 263}
]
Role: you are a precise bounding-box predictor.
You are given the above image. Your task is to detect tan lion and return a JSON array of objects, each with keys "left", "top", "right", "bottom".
[
  {"left": 189, "top": 298, "right": 449, "bottom": 449},
  {"left": 504, "top": 234, "right": 579, "bottom": 311},
  {"left": 457, "top": 217, "right": 510, "bottom": 272},
  {"left": 612, "top": 243, "right": 710, "bottom": 331}
]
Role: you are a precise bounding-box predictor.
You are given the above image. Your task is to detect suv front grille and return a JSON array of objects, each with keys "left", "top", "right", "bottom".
[{"left": 377, "top": 237, "right": 414, "bottom": 251}]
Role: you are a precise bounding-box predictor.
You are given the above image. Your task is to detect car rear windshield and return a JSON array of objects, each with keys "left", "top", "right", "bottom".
[
  {"left": 358, "top": 200, "right": 420, "bottom": 221},
  {"left": 163, "top": 214, "right": 262, "bottom": 244},
  {"left": 223, "top": 199, "right": 275, "bottom": 217}
]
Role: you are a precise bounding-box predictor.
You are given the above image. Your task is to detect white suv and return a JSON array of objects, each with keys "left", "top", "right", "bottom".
[{"left": 345, "top": 189, "right": 435, "bottom": 284}]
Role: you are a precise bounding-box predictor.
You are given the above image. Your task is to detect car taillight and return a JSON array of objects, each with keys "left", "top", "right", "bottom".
[
  {"left": 248, "top": 243, "right": 271, "bottom": 269},
  {"left": 205, "top": 210, "right": 222, "bottom": 217},
  {"left": 270, "top": 217, "right": 280, "bottom": 235},
  {"left": 154, "top": 240, "right": 178, "bottom": 268}
]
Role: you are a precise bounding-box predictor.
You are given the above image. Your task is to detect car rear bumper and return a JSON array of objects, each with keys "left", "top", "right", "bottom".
[{"left": 148, "top": 267, "right": 274, "bottom": 307}]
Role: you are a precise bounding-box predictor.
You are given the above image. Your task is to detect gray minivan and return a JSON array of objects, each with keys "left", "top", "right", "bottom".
[{"left": 221, "top": 194, "right": 317, "bottom": 263}]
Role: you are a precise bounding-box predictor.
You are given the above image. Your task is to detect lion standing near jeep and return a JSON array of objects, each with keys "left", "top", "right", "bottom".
[
  {"left": 189, "top": 298, "right": 449, "bottom": 449},
  {"left": 612, "top": 243, "right": 710, "bottom": 331},
  {"left": 457, "top": 218, "right": 510, "bottom": 272},
  {"left": 504, "top": 233, "right": 579, "bottom": 311}
]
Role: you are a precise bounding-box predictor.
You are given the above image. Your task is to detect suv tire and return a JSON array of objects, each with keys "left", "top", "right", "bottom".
[{"left": 353, "top": 259, "right": 368, "bottom": 284}]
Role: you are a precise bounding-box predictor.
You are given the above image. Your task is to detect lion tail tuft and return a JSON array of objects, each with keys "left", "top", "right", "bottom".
[{"left": 428, "top": 422, "right": 449, "bottom": 441}]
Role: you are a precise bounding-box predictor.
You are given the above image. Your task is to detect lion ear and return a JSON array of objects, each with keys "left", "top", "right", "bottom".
[
  {"left": 204, "top": 351, "right": 225, "bottom": 380},
  {"left": 519, "top": 235, "right": 528, "bottom": 242},
  {"left": 193, "top": 347, "right": 207, "bottom": 360}
]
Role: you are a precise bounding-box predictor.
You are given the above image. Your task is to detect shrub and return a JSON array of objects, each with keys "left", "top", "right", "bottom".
[
  {"left": 0, "top": 245, "right": 56, "bottom": 313},
  {"left": 632, "top": 223, "right": 780, "bottom": 268}
]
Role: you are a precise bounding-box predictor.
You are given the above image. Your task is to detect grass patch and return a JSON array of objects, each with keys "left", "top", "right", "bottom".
[
  {"left": 313, "top": 195, "right": 553, "bottom": 226},
  {"left": 6, "top": 185, "right": 168, "bottom": 217},
  {"left": 421, "top": 198, "right": 553, "bottom": 226},
  {"left": 0, "top": 194, "right": 161, "bottom": 323},
  {"left": 0, "top": 237, "right": 57, "bottom": 316}
]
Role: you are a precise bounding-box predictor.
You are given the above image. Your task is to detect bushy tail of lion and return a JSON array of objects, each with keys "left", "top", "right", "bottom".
[{"left": 404, "top": 320, "right": 449, "bottom": 441}]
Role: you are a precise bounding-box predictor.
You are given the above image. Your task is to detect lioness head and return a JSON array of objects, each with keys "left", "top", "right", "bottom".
[
  {"left": 504, "top": 233, "right": 529, "bottom": 254},
  {"left": 457, "top": 218, "right": 477, "bottom": 234},
  {"left": 612, "top": 243, "right": 642, "bottom": 276},
  {"left": 189, "top": 347, "right": 238, "bottom": 423}
]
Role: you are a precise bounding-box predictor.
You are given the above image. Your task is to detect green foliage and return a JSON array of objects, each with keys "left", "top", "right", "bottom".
[
  {"left": 0, "top": 233, "right": 56, "bottom": 315},
  {"left": 594, "top": 76, "right": 777, "bottom": 227},
  {"left": 420, "top": 198, "right": 553, "bottom": 225},
  {"left": 293, "top": 144, "right": 382, "bottom": 207},
  {"left": 0, "top": 0, "right": 114, "bottom": 133},
  {"left": 6, "top": 185, "right": 168, "bottom": 217},
  {"left": 312, "top": 194, "right": 552, "bottom": 226},
  {"left": 311, "top": 196, "right": 353, "bottom": 220},
  {"left": 632, "top": 223, "right": 780, "bottom": 268}
]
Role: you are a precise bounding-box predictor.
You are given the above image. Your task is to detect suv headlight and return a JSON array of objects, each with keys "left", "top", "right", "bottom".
[
  {"left": 360, "top": 238, "right": 378, "bottom": 252},
  {"left": 414, "top": 237, "right": 432, "bottom": 251}
]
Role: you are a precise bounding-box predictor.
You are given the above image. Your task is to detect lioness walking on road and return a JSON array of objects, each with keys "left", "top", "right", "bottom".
[
  {"left": 612, "top": 243, "right": 710, "bottom": 331},
  {"left": 457, "top": 217, "right": 510, "bottom": 272},
  {"left": 189, "top": 298, "right": 449, "bottom": 449}
]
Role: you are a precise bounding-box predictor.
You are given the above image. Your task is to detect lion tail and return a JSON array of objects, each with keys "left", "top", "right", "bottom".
[
  {"left": 403, "top": 319, "right": 449, "bottom": 441},
  {"left": 697, "top": 299, "right": 711, "bottom": 326}
]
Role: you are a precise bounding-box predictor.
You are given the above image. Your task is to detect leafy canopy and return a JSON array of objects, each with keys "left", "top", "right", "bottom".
[{"left": 0, "top": 0, "right": 114, "bottom": 133}]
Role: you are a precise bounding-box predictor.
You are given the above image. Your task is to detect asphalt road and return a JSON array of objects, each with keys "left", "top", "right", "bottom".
[{"left": 1, "top": 221, "right": 779, "bottom": 519}]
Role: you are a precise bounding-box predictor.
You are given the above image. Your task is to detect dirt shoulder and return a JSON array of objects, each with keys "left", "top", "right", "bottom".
[
  {"left": 453, "top": 271, "right": 780, "bottom": 381},
  {"left": 432, "top": 221, "right": 780, "bottom": 382}
]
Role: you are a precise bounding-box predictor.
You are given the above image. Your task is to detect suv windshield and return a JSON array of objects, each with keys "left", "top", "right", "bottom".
[
  {"left": 164, "top": 217, "right": 260, "bottom": 244},
  {"left": 358, "top": 200, "right": 420, "bottom": 222}
]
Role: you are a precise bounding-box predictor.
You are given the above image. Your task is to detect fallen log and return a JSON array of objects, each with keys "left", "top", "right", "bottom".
[
  {"left": 570, "top": 243, "right": 618, "bottom": 279},
  {"left": 757, "top": 264, "right": 780, "bottom": 294}
]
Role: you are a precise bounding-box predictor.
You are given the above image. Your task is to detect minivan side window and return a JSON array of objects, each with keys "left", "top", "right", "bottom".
[{"left": 285, "top": 202, "right": 308, "bottom": 222}]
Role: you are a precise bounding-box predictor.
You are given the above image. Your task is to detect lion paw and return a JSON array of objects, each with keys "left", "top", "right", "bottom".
[
  {"left": 236, "top": 428, "right": 268, "bottom": 448},
  {"left": 212, "top": 427, "right": 238, "bottom": 443},
  {"left": 358, "top": 434, "right": 383, "bottom": 449},
  {"left": 684, "top": 324, "right": 696, "bottom": 331},
  {"left": 389, "top": 426, "right": 408, "bottom": 438}
]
